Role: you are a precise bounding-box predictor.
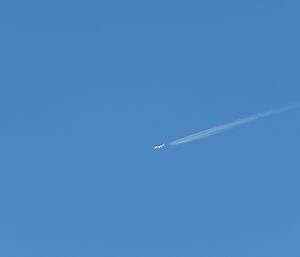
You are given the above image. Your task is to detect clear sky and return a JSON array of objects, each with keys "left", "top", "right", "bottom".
[{"left": 1, "top": 0, "right": 300, "bottom": 256}]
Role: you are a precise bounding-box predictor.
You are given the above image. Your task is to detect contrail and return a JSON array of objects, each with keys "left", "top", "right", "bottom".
[{"left": 168, "top": 103, "right": 300, "bottom": 146}]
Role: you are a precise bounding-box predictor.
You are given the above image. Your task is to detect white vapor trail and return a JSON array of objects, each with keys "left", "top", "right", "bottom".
[{"left": 169, "top": 103, "right": 300, "bottom": 146}]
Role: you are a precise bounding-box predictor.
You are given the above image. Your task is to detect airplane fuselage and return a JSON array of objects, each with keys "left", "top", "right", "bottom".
[{"left": 154, "top": 143, "right": 165, "bottom": 149}]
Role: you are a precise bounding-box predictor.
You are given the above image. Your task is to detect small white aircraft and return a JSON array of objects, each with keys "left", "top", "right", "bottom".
[{"left": 154, "top": 143, "right": 165, "bottom": 149}]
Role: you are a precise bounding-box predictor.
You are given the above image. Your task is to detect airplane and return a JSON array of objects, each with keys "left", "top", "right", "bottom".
[{"left": 154, "top": 143, "right": 165, "bottom": 149}]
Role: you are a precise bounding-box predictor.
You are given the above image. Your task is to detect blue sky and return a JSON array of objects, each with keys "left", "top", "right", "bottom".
[{"left": 1, "top": 0, "right": 300, "bottom": 256}]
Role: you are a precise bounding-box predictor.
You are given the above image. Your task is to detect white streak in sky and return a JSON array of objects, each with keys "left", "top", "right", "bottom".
[{"left": 169, "top": 103, "right": 300, "bottom": 146}]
